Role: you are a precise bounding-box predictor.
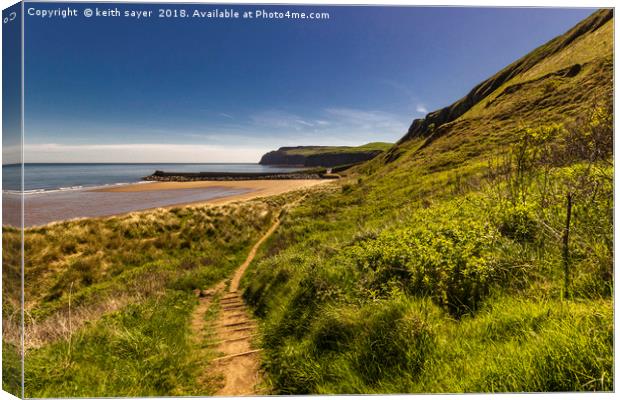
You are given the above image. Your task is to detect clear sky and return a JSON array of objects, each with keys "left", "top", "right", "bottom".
[{"left": 22, "top": 3, "right": 595, "bottom": 163}]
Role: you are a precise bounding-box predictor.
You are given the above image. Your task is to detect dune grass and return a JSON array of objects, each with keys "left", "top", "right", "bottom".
[
  {"left": 1, "top": 194, "right": 303, "bottom": 397},
  {"left": 2, "top": 223, "right": 22, "bottom": 397}
]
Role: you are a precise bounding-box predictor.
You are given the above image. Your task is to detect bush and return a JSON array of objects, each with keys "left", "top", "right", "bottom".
[
  {"left": 309, "top": 306, "right": 358, "bottom": 355},
  {"left": 497, "top": 203, "right": 538, "bottom": 242},
  {"left": 350, "top": 220, "right": 500, "bottom": 316}
]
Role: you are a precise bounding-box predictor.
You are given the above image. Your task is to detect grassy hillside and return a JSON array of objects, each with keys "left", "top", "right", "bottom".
[{"left": 242, "top": 10, "right": 613, "bottom": 393}]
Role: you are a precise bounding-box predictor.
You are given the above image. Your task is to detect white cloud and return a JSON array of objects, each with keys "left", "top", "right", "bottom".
[
  {"left": 416, "top": 104, "right": 428, "bottom": 114},
  {"left": 324, "top": 107, "right": 408, "bottom": 133},
  {"left": 250, "top": 110, "right": 314, "bottom": 131},
  {"left": 16, "top": 106, "right": 412, "bottom": 163},
  {"left": 22, "top": 143, "right": 270, "bottom": 164},
  {"left": 249, "top": 108, "right": 408, "bottom": 138}
]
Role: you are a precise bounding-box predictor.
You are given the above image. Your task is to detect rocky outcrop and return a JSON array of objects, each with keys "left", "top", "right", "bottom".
[
  {"left": 400, "top": 9, "right": 612, "bottom": 143},
  {"left": 259, "top": 147, "right": 384, "bottom": 167},
  {"left": 258, "top": 149, "right": 307, "bottom": 166}
]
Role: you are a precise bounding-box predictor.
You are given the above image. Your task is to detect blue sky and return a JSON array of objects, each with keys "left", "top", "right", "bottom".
[
  {"left": 2, "top": 2, "right": 21, "bottom": 166},
  {"left": 23, "top": 3, "right": 594, "bottom": 163}
]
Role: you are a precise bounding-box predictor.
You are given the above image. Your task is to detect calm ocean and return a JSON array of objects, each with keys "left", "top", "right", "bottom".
[
  {"left": 2, "top": 163, "right": 301, "bottom": 192},
  {"left": 1, "top": 163, "right": 305, "bottom": 226}
]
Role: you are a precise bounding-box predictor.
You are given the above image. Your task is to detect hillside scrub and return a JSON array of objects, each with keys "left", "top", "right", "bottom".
[{"left": 242, "top": 103, "right": 613, "bottom": 393}]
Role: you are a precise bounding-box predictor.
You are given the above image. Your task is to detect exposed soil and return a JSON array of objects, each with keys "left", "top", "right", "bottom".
[
  {"left": 190, "top": 194, "right": 308, "bottom": 395},
  {"left": 191, "top": 211, "right": 286, "bottom": 395},
  {"left": 211, "top": 291, "right": 263, "bottom": 396},
  {"left": 230, "top": 217, "right": 282, "bottom": 293}
]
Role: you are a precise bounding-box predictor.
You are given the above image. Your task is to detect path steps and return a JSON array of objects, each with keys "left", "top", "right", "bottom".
[
  {"left": 192, "top": 200, "right": 306, "bottom": 395},
  {"left": 208, "top": 290, "right": 263, "bottom": 396}
]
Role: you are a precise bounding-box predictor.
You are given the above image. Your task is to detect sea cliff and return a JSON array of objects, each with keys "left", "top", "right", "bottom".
[{"left": 259, "top": 143, "right": 392, "bottom": 167}]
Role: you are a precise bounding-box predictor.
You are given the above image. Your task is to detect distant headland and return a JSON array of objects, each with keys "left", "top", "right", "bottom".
[
  {"left": 258, "top": 142, "right": 393, "bottom": 167},
  {"left": 142, "top": 143, "right": 394, "bottom": 181}
]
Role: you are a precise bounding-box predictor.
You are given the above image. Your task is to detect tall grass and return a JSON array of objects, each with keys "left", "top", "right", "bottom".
[
  {"left": 2, "top": 194, "right": 299, "bottom": 397},
  {"left": 242, "top": 105, "right": 613, "bottom": 394}
]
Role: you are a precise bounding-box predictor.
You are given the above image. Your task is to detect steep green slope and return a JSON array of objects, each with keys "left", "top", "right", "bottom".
[
  {"left": 399, "top": 8, "right": 612, "bottom": 143},
  {"left": 242, "top": 10, "right": 613, "bottom": 394}
]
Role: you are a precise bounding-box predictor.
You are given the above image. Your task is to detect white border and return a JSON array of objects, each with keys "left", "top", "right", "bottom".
[{"left": 0, "top": 1, "right": 617, "bottom": 400}]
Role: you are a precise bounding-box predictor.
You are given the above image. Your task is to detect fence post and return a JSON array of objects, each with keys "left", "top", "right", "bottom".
[{"left": 562, "top": 192, "right": 573, "bottom": 299}]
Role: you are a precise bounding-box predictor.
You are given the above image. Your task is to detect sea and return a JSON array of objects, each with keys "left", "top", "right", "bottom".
[
  {"left": 1, "top": 163, "right": 301, "bottom": 192},
  {"left": 1, "top": 163, "right": 302, "bottom": 227}
]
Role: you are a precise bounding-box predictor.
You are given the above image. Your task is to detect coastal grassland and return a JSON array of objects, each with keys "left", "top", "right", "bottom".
[
  {"left": 241, "top": 99, "right": 613, "bottom": 393},
  {"left": 2, "top": 222, "right": 22, "bottom": 396},
  {"left": 3, "top": 193, "right": 302, "bottom": 397}
]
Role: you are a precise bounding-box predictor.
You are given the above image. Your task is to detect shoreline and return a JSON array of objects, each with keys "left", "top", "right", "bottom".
[
  {"left": 15, "top": 179, "right": 331, "bottom": 228},
  {"left": 95, "top": 179, "right": 329, "bottom": 204}
]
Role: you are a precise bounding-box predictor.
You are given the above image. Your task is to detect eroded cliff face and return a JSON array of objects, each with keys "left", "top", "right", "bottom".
[
  {"left": 400, "top": 9, "right": 613, "bottom": 143},
  {"left": 259, "top": 147, "right": 384, "bottom": 167},
  {"left": 259, "top": 149, "right": 307, "bottom": 166}
]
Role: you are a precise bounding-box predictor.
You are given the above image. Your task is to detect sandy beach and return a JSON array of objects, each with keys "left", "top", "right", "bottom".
[
  {"left": 16, "top": 179, "right": 331, "bottom": 227},
  {"left": 96, "top": 179, "right": 330, "bottom": 205}
]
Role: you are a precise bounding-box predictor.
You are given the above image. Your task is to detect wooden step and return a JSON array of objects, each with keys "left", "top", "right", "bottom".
[
  {"left": 226, "top": 326, "right": 255, "bottom": 333},
  {"left": 221, "top": 312, "right": 247, "bottom": 319},
  {"left": 220, "top": 302, "right": 243, "bottom": 308},
  {"left": 213, "top": 334, "right": 256, "bottom": 345},
  {"left": 220, "top": 321, "right": 255, "bottom": 328},
  {"left": 222, "top": 304, "right": 245, "bottom": 311},
  {"left": 220, "top": 298, "right": 243, "bottom": 304},
  {"left": 212, "top": 349, "right": 262, "bottom": 362}
]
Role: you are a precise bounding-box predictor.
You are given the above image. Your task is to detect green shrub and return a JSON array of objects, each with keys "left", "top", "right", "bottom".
[
  {"left": 350, "top": 220, "right": 500, "bottom": 316},
  {"left": 2, "top": 341, "right": 21, "bottom": 397},
  {"left": 310, "top": 308, "right": 357, "bottom": 354},
  {"left": 497, "top": 203, "right": 538, "bottom": 242}
]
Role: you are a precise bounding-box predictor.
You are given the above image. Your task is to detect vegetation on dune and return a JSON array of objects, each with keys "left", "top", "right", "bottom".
[
  {"left": 26, "top": 291, "right": 199, "bottom": 397},
  {"left": 2, "top": 223, "right": 22, "bottom": 396},
  {"left": 1, "top": 194, "right": 305, "bottom": 397}
]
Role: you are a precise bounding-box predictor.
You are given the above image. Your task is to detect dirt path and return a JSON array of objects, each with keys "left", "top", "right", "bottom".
[
  {"left": 210, "top": 291, "right": 263, "bottom": 396},
  {"left": 230, "top": 216, "right": 281, "bottom": 293},
  {"left": 191, "top": 201, "right": 297, "bottom": 395}
]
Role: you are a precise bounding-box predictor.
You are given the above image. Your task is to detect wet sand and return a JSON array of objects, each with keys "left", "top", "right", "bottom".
[
  {"left": 13, "top": 179, "right": 329, "bottom": 227},
  {"left": 97, "top": 179, "right": 329, "bottom": 204}
]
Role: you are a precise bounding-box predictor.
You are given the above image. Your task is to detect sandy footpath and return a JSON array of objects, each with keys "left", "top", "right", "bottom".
[{"left": 95, "top": 179, "right": 330, "bottom": 206}]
